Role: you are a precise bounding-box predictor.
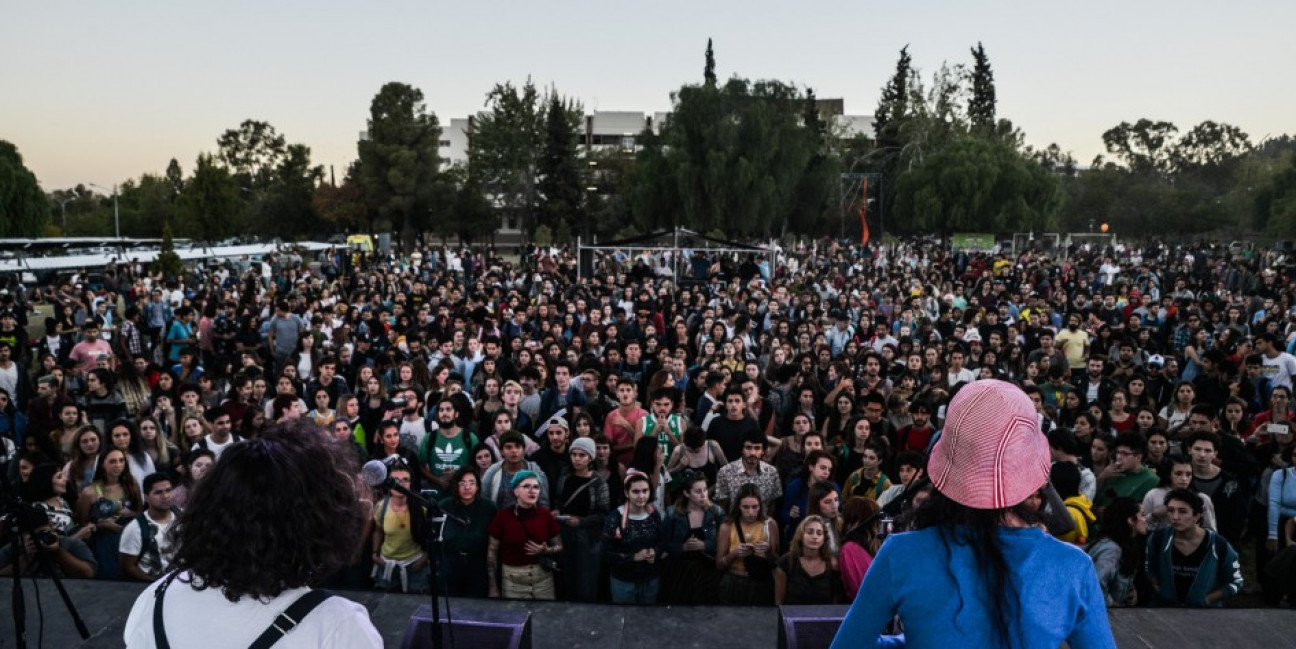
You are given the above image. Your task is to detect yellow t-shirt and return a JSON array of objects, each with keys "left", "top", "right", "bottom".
[
  {"left": 1055, "top": 327, "right": 1089, "bottom": 369},
  {"left": 374, "top": 498, "right": 422, "bottom": 561}
]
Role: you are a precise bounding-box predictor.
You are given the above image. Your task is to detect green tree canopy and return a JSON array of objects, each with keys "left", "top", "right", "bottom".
[
  {"left": 535, "top": 91, "right": 585, "bottom": 238},
  {"left": 629, "top": 78, "right": 829, "bottom": 236},
  {"left": 217, "top": 120, "right": 287, "bottom": 190},
  {"left": 180, "top": 153, "right": 245, "bottom": 242},
  {"left": 968, "top": 43, "right": 996, "bottom": 133},
  {"left": 357, "top": 82, "right": 443, "bottom": 247},
  {"left": 471, "top": 79, "right": 543, "bottom": 235},
  {"left": 0, "top": 140, "right": 48, "bottom": 237},
  {"left": 896, "top": 136, "right": 1061, "bottom": 236}
]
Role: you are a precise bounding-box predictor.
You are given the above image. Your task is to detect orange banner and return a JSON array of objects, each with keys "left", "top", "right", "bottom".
[{"left": 859, "top": 177, "right": 870, "bottom": 245}]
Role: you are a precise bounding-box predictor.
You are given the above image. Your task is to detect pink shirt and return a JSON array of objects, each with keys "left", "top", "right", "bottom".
[
  {"left": 603, "top": 406, "right": 647, "bottom": 467},
  {"left": 840, "top": 540, "right": 875, "bottom": 600},
  {"left": 69, "top": 339, "right": 113, "bottom": 373}
]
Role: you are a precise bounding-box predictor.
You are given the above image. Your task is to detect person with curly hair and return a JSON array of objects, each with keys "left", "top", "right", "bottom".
[{"left": 123, "top": 420, "right": 380, "bottom": 647}]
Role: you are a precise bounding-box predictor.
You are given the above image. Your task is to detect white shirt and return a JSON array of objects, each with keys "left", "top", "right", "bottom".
[
  {"left": 0, "top": 362, "right": 17, "bottom": 402},
  {"left": 194, "top": 435, "right": 238, "bottom": 461},
  {"left": 1262, "top": 352, "right": 1296, "bottom": 391},
  {"left": 124, "top": 573, "right": 381, "bottom": 648},
  {"left": 399, "top": 417, "right": 428, "bottom": 451},
  {"left": 118, "top": 510, "right": 175, "bottom": 577}
]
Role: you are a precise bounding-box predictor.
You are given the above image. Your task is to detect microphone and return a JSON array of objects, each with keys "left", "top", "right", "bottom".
[
  {"left": 361, "top": 459, "right": 389, "bottom": 488},
  {"left": 360, "top": 459, "right": 440, "bottom": 512}
]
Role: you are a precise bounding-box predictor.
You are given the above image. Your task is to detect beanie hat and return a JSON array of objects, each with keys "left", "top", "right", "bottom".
[
  {"left": 570, "top": 437, "right": 596, "bottom": 458},
  {"left": 928, "top": 379, "right": 1050, "bottom": 510},
  {"left": 509, "top": 470, "right": 539, "bottom": 489}
]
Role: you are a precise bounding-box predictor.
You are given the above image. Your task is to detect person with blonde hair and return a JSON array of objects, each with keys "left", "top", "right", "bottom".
[{"left": 775, "top": 515, "right": 843, "bottom": 605}]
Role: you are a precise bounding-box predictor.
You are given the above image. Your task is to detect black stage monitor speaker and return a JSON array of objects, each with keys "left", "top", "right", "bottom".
[
  {"left": 400, "top": 604, "right": 532, "bottom": 649},
  {"left": 777, "top": 605, "right": 849, "bottom": 649}
]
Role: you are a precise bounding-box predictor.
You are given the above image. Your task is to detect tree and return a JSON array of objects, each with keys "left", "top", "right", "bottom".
[
  {"left": 536, "top": 91, "right": 585, "bottom": 238},
  {"left": 968, "top": 43, "right": 996, "bottom": 133},
  {"left": 357, "top": 82, "right": 443, "bottom": 248},
  {"left": 165, "top": 158, "right": 184, "bottom": 199},
  {"left": 253, "top": 143, "right": 325, "bottom": 239},
  {"left": 873, "top": 46, "right": 912, "bottom": 151},
  {"left": 117, "top": 174, "right": 179, "bottom": 237},
  {"left": 1102, "top": 119, "right": 1179, "bottom": 175},
  {"left": 629, "top": 78, "right": 824, "bottom": 236},
  {"left": 217, "top": 120, "right": 287, "bottom": 190},
  {"left": 180, "top": 153, "right": 245, "bottom": 242},
  {"left": 152, "top": 219, "right": 184, "bottom": 280},
  {"left": 704, "top": 38, "right": 717, "bottom": 86},
  {"left": 314, "top": 162, "right": 369, "bottom": 233},
  {"left": 788, "top": 88, "right": 834, "bottom": 235},
  {"left": 0, "top": 140, "right": 48, "bottom": 237},
  {"left": 1265, "top": 154, "right": 1296, "bottom": 238},
  {"left": 1029, "top": 143, "right": 1077, "bottom": 176},
  {"left": 895, "top": 136, "right": 1062, "bottom": 236},
  {"left": 471, "top": 79, "right": 544, "bottom": 238},
  {"left": 1172, "top": 121, "right": 1251, "bottom": 170}
]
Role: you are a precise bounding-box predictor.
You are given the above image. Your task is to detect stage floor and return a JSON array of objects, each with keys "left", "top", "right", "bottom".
[{"left": 2, "top": 580, "right": 1294, "bottom": 648}]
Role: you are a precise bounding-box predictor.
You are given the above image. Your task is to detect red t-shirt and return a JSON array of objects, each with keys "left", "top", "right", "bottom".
[
  {"left": 604, "top": 406, "right": 647, "bottom": 467},
  {"left": 896, "top": 424, "right": 935, "bottom": 453},
  {"left": 487, "top": 506, "right": 560, "bottom": 566}
]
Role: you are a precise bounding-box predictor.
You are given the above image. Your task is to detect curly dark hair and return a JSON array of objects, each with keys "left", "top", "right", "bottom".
[{"left": 166, "top": 419, "right": 364, "bottom": 602}]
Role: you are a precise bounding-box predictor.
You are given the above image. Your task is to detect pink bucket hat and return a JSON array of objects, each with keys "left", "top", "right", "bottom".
[{"left": 928, "top": 379, "right": 1050, "bottom": 509}]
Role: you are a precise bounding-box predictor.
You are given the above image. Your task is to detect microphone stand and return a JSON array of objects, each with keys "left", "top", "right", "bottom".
[{"left": 381, "top": 479, "right": 448, "bottom": 649}]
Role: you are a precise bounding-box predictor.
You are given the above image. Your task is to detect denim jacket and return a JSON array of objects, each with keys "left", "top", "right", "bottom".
[{"left": 661, "top": 503, "right": 725, "bottom": 558}]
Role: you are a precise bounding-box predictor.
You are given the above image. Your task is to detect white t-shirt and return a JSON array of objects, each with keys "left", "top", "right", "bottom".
[
  {"left": 0, "top": 362, "right": 17, "bottom": 401},
  {"left": 194, "top": 435, "right": 238, "bottom": 461},
  {"left": 399, "top": 417, "right": 428, "bottom": 452},
  {"left": 1262, "top": 352, "right": 1296, "bottom": 391},
  {"left": 124, "top": 573, "right": 381, "bottom": 648},
  {"left": 118, "top": 511, "right": 175, "bottom": 577}
]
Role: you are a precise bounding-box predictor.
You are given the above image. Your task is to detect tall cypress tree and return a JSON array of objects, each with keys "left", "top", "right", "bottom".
[
  {"left": 704, "top": 38, "right": 717, "bottom": 86},
  {"left": 968, "top": 42, "right": 997, "bottom": 133},
  {"left": 873, "top": 46, "right": 911, "bottom": 151},
  {"left": 536, "top": 91, "right": 584, "bottom": 240}
]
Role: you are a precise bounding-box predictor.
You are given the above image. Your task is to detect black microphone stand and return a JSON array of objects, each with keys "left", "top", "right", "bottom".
[{"left": 382, "top": 479, "right": 448, "bottom": 649}]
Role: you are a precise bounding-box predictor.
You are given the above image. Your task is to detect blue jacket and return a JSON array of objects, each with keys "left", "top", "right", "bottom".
[
  {"left": 1268, "top": 467, "right": 1296, "bottom": 540},
  {"left": 1145, "top": 526, "right": 1242, "bottom": 607},
  {"left": 661, "top": 503, "right": 725, "bottom": 557},
  {"left": 831, "top": 526, "right": 1114, "bottom": 649}
]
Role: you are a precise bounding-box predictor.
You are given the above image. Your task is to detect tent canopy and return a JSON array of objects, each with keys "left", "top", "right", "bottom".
[{"left": 576, "top": 227, "right": 777, "bottom": 281}]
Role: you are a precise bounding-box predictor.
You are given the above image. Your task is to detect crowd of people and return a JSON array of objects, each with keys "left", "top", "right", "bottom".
[{"left": 2, "top": 234, "right": 1295, "bottom": 611}]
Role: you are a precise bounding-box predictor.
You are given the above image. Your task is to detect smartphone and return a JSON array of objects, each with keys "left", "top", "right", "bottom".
[{"left": 1270, "top": 423, "right": 1291, "bottom": 438}]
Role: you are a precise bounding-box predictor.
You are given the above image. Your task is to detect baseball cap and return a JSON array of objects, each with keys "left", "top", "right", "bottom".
[{"left": 1147, "top": 354, "right": 1164, "bottom": 368}]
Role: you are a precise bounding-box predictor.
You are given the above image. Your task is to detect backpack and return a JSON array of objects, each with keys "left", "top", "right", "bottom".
[{"left": 135, "top": 509, "right": 180, "bottom": 577}]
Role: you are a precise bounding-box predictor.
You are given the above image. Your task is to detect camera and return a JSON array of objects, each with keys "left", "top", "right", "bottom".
[
  {"left": 390, "top": 397, "right": 408, "bottom": 408},
  {"left": 33, "top": 529, "right": 59, "bottom": 548}
]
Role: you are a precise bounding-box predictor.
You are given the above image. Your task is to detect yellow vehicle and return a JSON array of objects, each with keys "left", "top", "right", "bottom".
[{"left": 346, "top": 234, "right": 374, "bottom": 253}]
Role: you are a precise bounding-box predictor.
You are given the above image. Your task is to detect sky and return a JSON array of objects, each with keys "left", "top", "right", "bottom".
[{"left": 4, "top": 1, "right": 1294, "bottom": 193}]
